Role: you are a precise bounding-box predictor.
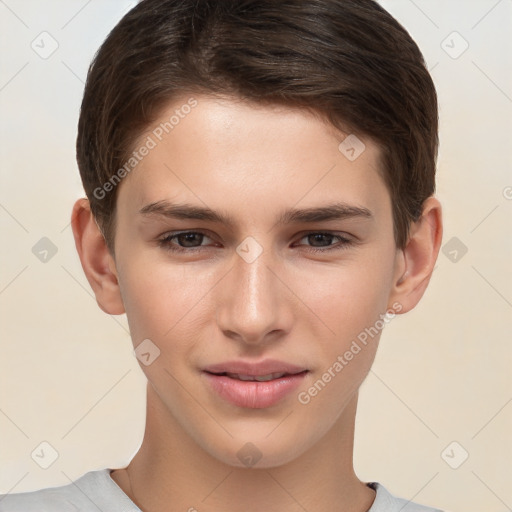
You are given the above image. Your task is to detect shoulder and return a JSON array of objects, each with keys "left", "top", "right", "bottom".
[
  {"left": 0, "top": 468, "right": 139, "bottom": 512},
  {"left": 368, "top": 482, "right": 444, "bottom": 512}
]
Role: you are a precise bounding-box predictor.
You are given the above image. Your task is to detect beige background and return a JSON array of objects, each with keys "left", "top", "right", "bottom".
[{"left": 0, "top": 1, "right": 511, "bottom": 511}]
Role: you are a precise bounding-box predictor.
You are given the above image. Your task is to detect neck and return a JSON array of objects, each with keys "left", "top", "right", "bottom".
[{"left": 110, "top": 382, "right": 375, "bottom": 512}]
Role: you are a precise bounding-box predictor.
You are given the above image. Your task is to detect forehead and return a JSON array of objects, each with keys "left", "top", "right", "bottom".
[{"left": 117, "top": 94, "right": 390, "bottom": 225}]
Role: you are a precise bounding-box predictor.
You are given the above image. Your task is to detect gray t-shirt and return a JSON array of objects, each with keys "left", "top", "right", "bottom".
[{"left": 0, "top": 468, "right": 443, "bottom": 511}]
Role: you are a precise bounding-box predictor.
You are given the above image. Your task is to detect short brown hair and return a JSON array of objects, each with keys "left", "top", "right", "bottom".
[{"left": 76, "top": 0, "right": 438, "bottom": 253}]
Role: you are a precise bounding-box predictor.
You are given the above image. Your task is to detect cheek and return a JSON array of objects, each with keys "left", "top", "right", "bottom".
[
  {"left": 117, "top": 253, "right": 215, "bottom": 345},
  {"left": 291, "top": 261, "right": 394, "bottom": 430},
  {"left": 297, "top": 254, "right": 395, "bottom": 346}
]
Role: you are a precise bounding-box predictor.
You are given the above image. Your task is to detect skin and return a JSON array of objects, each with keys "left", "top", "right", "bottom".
[{"left": 71, "top": 94, "right": 442, "bottom": 512}]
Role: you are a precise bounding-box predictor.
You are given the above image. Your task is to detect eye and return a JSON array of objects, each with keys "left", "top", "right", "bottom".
[
  {"left": 295, "top": 232, "right": 353, "bottom": 253},
  {"left": 157, "top": 231, "right": 214, "bottom": 252},
  {"left": 157, "top": 230, "right": 354, "bottom": 254}
]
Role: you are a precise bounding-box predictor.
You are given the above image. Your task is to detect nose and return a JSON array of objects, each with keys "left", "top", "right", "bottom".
[{"left": 214, "top": 244, "right": 293, "bottom": 346}]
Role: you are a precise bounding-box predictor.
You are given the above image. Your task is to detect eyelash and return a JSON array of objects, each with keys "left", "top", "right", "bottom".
[{"left": 157, "top": 230, "right": 353, "bottom": 254}]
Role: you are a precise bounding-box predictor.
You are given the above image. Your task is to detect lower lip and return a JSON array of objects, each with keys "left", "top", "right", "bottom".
[{"left": 202, "top": 371, "right": 308, "bottom": 409}]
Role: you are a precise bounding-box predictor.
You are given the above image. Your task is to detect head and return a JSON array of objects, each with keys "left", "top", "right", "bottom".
[{"left": 72, "top": 0, "right": 442, "bottom": 468}]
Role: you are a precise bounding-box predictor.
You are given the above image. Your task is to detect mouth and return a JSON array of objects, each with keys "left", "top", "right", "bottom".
[{"left": 201, "top": 360, "right": 309, "bottom": 408}]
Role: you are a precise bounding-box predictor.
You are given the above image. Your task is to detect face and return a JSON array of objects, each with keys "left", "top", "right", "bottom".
[{"left": 112, "top": 94, "right": 402, "bottom": 468}]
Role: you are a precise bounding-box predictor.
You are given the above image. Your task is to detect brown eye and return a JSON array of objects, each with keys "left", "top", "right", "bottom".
[
  {"left": 158, "top": 231, "right": 213, "bottom": 252},
  {"left": 295, "top": 232, "right": 352, "bottom": 252}
]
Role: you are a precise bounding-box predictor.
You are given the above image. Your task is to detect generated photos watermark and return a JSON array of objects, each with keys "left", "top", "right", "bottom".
[
  {"left": 93, "top": 97, "right": 198, "bottom": 200},
  {"left": 298, "top": 301, "right": 403, "bottom": 405}
]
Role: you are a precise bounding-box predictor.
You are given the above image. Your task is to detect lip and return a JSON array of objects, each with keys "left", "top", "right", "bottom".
[
  {"left": 202, "top": 359, "right": 309, "bottom": 409},
  {"left": 202, "top": 372, "right": 308, "bottom": 409}
]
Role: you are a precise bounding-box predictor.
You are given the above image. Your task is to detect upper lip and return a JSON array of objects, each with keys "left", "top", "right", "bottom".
[{"left": 203, "top": 359, "right": 308, "bottom": 376}]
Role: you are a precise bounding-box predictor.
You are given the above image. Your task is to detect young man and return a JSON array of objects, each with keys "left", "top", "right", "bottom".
[{"left": 0, "top": 0, "right": 443, "bottom": 510}]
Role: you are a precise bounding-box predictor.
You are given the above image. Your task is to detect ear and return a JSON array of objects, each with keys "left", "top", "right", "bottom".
[
  {"left": 388, "top": 196, "right": 443, "bottom": 314},
  {"left": 70, "top": 198, "right": 125, "bottom": 315}
]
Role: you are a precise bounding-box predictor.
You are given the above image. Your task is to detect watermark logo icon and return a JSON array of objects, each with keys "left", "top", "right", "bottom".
[
  {"left": 236, "top": 442, "right": 262, "bottom": 467},
  {"left": 31, "top": 31, "right": 59, "bottom": 59},
  {"left": 134, "top": 339, "right": 161, "bottom": 366},
  {"left": 442, "top": 236, "right": 468, "bottom": 263},
  {"left": 441, "top": 441, "right": 469, "bottom": 469},
  {"left": 441, "top": 31, "right": 469, "bottom": 59},
  {"left": 31, "top": 441, "right": 59, "bottom": 469},
  {"left": 236, "top": 236, "right": 263, "bottom": 264},
  {"left": 32, "top": 237, "right": 58, "bottom": 263},
  {"left": 338, "top": 134, "right": 366, "bottom": 161}
]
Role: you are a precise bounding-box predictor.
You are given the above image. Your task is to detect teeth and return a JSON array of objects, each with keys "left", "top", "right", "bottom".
[
  {"left": 255, "top": 373, "right": 284, "bottom": 382},
  {"left": 225, "top": 372, "right": 287, "bottom": 381}
]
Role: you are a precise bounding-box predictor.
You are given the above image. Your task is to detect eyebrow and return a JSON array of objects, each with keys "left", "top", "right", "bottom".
[{"left": 139, "top": 200, "right": 373, "bottom": 227}]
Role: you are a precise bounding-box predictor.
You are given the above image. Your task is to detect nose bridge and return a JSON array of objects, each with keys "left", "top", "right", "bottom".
[
  {"left": 215, "top": 241, "right": 290, "bottom": 343},
  {"left": 244, "top": 249, "right": 273, "bottom": 311}
]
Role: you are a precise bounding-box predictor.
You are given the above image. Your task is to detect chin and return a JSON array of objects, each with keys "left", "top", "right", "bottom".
[{"left": 204, "top": 434, "right": 312, "bottom": 470}]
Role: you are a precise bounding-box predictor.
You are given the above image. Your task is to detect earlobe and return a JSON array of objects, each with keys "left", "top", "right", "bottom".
[
  {"left": 388, "top": 197, "right": 443, "bottom": 314},
  {"left": 70, "top": 198, "right": 125, "bottom": 315}
]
